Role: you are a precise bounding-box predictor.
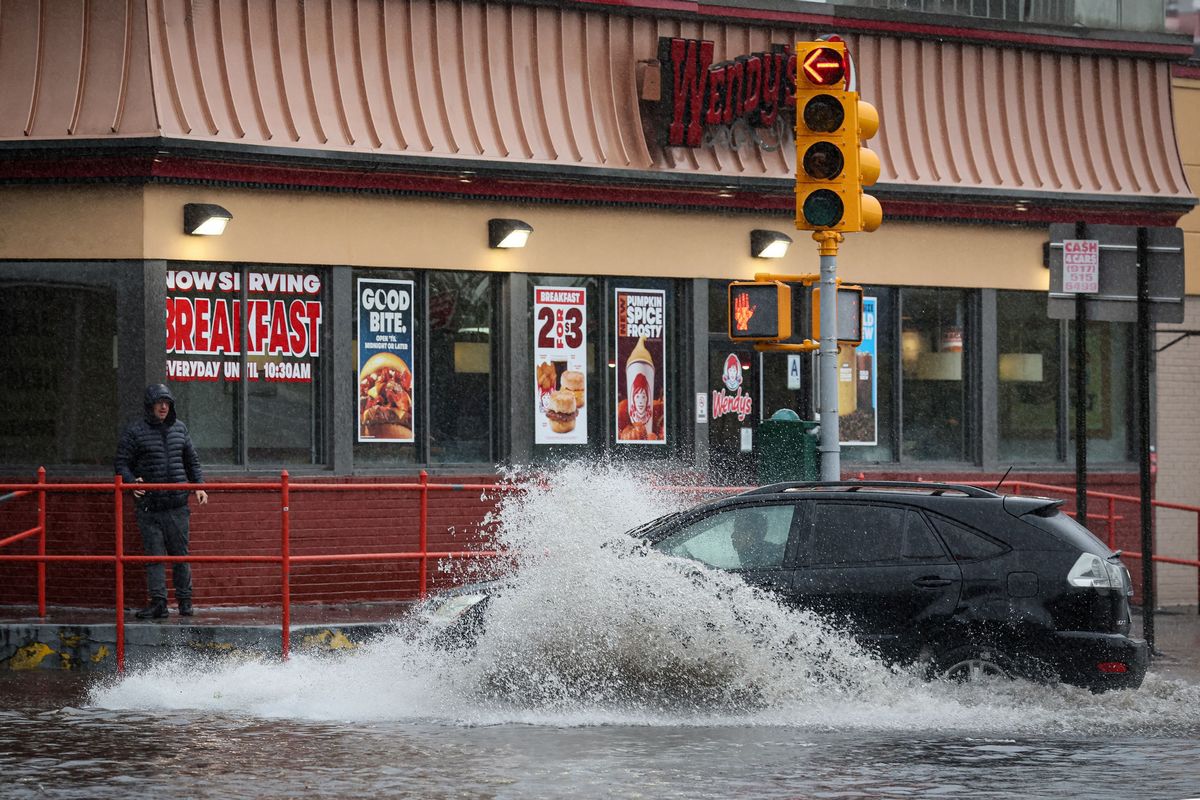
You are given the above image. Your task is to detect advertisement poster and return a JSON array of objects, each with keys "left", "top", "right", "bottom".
[
  {"left": 357, "top": 278, "right": 415, "bottom": 443},
  {"left": 165, "top": 268, "right": 322, "bottom": 383},
  {"left": 533, "top": 286, "right": 588, "bottom": 444},
  {"left": 841, "top": 296, "right": 878, "bottom": 446},
  {"left": 614, "top": 288, "right": 667, "bottom": 444}
]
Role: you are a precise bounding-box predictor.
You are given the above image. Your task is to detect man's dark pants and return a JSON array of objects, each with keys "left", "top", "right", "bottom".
[{"left": 136, "top": 506, "right": 192, "bottom": 602}]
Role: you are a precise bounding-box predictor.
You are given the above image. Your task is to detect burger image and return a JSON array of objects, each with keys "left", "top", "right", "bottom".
[
  {"left": 545, "top": 389, "right": 578, "bottom": 433},
  {"left": 359, "top": 352, "right": 414, "bottom": 440},
  {"left": 560, "top": 370, "right": 585, "bottom": 408}
]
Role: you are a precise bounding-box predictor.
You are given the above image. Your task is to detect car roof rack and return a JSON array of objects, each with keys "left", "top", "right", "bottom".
[{"left": 738, "top": 480, "right": 999, "bottom": 499}]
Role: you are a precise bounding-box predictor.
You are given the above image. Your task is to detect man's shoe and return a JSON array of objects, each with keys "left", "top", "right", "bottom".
[
  {"left": 134, "top": 599, "right": 168, "bottom": 619},
  {"left": 178, "top": 600, "right": 194, "bottom": 617}
]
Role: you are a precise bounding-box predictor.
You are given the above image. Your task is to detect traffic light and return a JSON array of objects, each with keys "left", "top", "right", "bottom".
[
  {"left": 794, "top": 41, "right": 882, "bottom": 233},
  {"left": 728, "top": 281, "right": 793, "bottom": 341}
]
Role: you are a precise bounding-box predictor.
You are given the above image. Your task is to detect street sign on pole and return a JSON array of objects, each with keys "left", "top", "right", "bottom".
[{"left": 1047, "top": 224, "right": 1184, "bottom": 323}]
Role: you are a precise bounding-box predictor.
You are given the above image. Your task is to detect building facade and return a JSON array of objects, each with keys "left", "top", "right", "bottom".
[{"left": 1, "top": 0, "right": 1195, "bottom": 607}]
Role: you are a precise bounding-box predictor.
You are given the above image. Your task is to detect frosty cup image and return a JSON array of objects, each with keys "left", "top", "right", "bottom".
[{"left": 626, "top": 336, "right": 655, "bottom": 435}]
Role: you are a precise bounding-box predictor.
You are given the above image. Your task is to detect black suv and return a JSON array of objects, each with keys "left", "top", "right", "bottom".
[{"left": 432, "top": 481, "right": 1148, "bottom": 692}]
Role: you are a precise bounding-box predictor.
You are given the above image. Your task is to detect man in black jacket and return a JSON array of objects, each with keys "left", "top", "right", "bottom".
[{"left": 114, "top": 384, "right": 208, "bottom": 619}]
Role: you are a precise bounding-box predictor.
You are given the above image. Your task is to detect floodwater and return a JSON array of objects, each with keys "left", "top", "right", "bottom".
[{"left": 3, "top": 463, "right": 1200, "bottom": 800}]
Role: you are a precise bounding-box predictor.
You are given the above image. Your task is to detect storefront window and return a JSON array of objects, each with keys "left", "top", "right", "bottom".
[
  {"left": 900, "top": 288, "right": 971, "bottom": 463},
  {"left": 842, "top": 287, "right": 895, "bottom": 463},
  {"left": 1072, "top": 320, "right": 1132, "bottom": 463},
  {"left": 429, "top": 271, "right": 496, "bottom": 464},
  {"left": 0, "top": 281, "right": 118, "bottom": 466},
  {"left": 168, "top": 264, "right": 327, "bottom": 467},
  {"left": 997, "top": 291, "right": 1061, "bottom": 463}
]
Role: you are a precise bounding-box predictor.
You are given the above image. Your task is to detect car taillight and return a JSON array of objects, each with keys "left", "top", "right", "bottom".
[
  {"left": 1097, "top": 662, "right": 1129, "bottom": 674},
  {"left": 1067, "top": 553, "right": 1124, "bottom": 590}
]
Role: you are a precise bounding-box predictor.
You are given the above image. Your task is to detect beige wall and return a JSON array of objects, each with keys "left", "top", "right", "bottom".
[
  {"left": 1174, "top": 77, "right": 1200, "bottom": 294},
  {"left": 1, "top": 184, "right": 1050, "bottom": 290}
]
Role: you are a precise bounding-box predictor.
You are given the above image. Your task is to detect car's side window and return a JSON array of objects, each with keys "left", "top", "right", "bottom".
[
  {"left": 807, "top": 503, "right": 906, "bottom": 565},
  {"left": 803, "top": 503, "right": 947, "bottom": 566},
  {"left": 656, "top": 504, "right": 795, "bottom": 570},
  {"left": 928, "top": 515, "right": 1008, "bottom": 561},
  {"left": 901, "top": 510, "right": 950, "bottom": 561}
]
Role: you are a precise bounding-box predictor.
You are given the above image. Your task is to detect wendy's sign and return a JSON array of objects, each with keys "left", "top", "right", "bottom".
[{"left": 655, "top": 37, "right": 797, "bottom": 148}]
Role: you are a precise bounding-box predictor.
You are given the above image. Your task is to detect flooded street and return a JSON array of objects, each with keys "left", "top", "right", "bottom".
[{"left": 3, "top": 465, "right": 1199, "bottom": 799}]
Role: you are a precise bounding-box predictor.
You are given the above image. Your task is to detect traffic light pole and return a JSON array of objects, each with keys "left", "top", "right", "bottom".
[{"left": 815, "top": 231, "right": 842, "bottom": 480}]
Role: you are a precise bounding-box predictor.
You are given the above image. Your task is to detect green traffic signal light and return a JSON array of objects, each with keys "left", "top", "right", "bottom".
[{"left": 801, "top": 189, "right": 844, "bottom": 228}]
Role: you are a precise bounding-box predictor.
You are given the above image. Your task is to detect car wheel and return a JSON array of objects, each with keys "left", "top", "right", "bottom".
[{"left": 930, "top": 644, "right": 1014, "bottom": 684}]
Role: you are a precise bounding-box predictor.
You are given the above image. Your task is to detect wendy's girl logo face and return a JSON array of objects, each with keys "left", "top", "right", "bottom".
[{"left": 722, "top": 354, "right": 743, "bottom": 391}]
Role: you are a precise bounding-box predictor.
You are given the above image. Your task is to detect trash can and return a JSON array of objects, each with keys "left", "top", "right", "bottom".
[{"left": 756, "top": 408, "right": 820, "bottom": 484}]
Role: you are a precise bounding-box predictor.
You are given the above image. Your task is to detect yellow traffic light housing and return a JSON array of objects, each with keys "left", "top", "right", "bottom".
[
  {"left": 811, "top": 284, "right": 864, "bottom": 346},
  {"left": 728, "top": 281, "right": 793, "bottom": 341},
  {"left": 794, "top": 41, "right": 883, "bottom": 234}
]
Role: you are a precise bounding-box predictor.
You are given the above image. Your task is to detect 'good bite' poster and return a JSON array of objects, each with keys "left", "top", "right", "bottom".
[
  {"left": 615, "top": 288, "right": 667, "bottom": 445},
  {"left": 533, "top": 286, "right": 588, "bottom": 444},
  {"left": 357, "top": 278, "right": 415, "bottom": 443}
]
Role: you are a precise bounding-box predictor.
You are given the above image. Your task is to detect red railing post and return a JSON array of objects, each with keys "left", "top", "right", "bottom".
[
  {"left": 419, "top": 470, "right": 429, "bottom": 599},
  {"left": 36, "top": 467, "right": 46, "bottom": 617},
  {"left": 1107, "top": 497, "right": 1117, "bottom": 550},
  {"left": 280, "top": 470, "right": 291, "bottom": 661},
  {"left": 114, "top": 474, "right": 125, "bottom": 673}
]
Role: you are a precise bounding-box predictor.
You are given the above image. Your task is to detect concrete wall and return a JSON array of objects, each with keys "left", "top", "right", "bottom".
[{"left": 1155, "top": 296, "right": 1200, "bottom": 608}]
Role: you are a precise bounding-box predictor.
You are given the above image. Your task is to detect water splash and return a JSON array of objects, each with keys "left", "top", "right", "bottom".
[{"left": 90, "top": 461, "right": 1200, "bottom": 734}]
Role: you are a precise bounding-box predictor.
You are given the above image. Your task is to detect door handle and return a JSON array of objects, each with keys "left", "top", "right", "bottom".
[{"left": 913, "top": 577, "right": 955, "bottom": 588}]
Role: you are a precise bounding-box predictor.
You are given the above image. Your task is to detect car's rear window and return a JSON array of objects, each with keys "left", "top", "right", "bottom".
[{"left": 1023, "top": 511, "right": 1111, "bottom": 555}]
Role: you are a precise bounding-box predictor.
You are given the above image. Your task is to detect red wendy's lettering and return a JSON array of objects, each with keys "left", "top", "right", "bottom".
[
  {"left": 656, "top": 37, "right": 796, "bottom": 148},
  {"left": 711, "top": 387, "right": 753, "bottom": 422}
]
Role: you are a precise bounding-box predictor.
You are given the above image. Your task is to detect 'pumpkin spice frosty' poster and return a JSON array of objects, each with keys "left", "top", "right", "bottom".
[{"left": 614, "top": 288, "right": 666, "bottom": 445}]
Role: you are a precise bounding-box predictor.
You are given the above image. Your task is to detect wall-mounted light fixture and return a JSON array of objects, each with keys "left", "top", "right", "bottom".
[
  {"left": 488, "top": 218, "right": 533, "bottom": 248},
  {"left": 183, "top": 203, "right": 233, "bottom": 236},
  {"left": 750, "top": 229, "right": 792, "bottom": 259}
]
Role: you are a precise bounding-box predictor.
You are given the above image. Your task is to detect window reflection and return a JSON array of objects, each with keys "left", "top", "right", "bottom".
[
  {"left": 429, "top": 271, "right": 495, "bottom": 463},
  {"left": 997, "top": 291, "right": 1060, "bottom": 462},
  {"left": 901, "top": 288, "right": 969, "bottom": 462}
]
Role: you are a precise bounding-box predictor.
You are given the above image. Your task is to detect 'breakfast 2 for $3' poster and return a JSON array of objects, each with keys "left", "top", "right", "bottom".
[{"left": 533, "top": 287, "right": 588, "bottom": 444}]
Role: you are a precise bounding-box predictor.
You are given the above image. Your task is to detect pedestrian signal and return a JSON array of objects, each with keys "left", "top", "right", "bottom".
[{"left": 728, "top": 281, "right": 792, "bottom": 341}]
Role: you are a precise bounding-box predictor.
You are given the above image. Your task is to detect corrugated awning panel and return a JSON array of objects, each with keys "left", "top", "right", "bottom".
[{"left": 0, "top": 0, "right": 1190, "bottom": 204}]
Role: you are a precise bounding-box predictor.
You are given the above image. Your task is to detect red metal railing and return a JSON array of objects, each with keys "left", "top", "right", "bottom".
[
  {"left": 2, "top": 472, "right": 1198, "bottom": 671},
  {"left": 0, "top": 470, "right": 503, "bottom": 671}
]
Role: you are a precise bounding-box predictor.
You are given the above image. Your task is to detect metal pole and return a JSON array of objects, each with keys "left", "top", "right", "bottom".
[
  {"left": 1136, "top": 227, "right": 1155, "bottom": 653},
  {"left": 815, "top": 232, "right": 841, "bottom": 481},
  {"left": 1074, "top": 222, "right": 1088, "bottom": 527}
]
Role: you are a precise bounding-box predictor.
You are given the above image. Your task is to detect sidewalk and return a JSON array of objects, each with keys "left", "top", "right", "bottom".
[
  {"left": 2, "top": 602, "right": 1198, "bottom": 677},
  {"left": 0, "top": 601, "right": 417, "bottom": 671},
  {"left": 1139, "top": 607, "right": 1200, "bottom": 682}
]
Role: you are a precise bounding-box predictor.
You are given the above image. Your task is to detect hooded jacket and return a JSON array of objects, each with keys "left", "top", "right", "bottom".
[{"left": 114, "top": 384, "right": 205, "bottom": 511}]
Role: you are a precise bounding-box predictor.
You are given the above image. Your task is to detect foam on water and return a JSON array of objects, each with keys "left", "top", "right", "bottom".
[{"left": 90, "top": 462, "right": 1200, "bottom": 734}]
